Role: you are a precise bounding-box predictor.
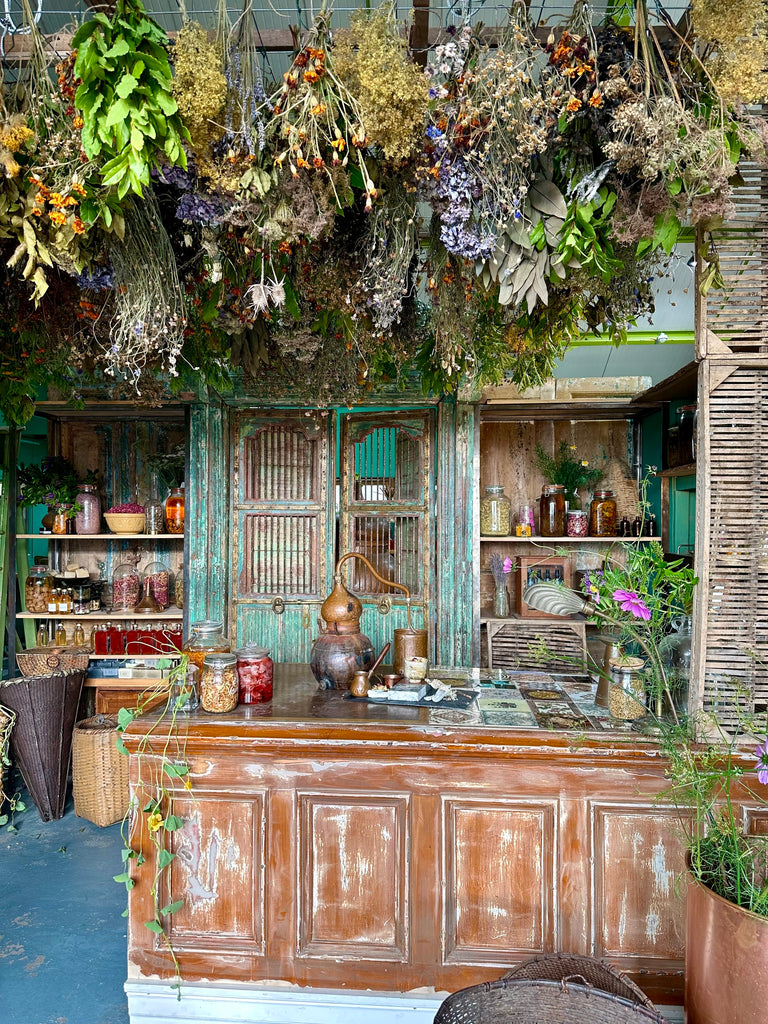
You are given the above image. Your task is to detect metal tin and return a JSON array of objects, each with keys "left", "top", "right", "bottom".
[{"left": 393, "top": 627, "right": 428, "bottom": 676}]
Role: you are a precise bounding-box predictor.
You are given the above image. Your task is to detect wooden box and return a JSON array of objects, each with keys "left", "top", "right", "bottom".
[{"left": 514, "top": 555, "right": 573, "bottom": 619}]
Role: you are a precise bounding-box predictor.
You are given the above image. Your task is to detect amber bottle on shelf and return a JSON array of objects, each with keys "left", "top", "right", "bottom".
[{"left": 165, "top": 487, "right": 185, "bottom": 535}]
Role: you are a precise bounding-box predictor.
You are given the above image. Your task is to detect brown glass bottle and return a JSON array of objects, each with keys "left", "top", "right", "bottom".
[{"left": 539, "top": 485, "right": 566, "bottom": 537}]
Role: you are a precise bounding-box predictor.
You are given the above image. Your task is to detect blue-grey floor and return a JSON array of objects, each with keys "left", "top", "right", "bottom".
[{"left": 0, "top": 770, "right": 129, "bottom": 1024}]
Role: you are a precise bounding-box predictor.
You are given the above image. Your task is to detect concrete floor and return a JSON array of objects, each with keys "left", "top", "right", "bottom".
[{"left": 0, "top": 770, "right": 129, "bottom": 1024}]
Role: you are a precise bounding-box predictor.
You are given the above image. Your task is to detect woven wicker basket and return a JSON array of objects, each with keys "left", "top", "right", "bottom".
[
  {"left": 72, "top": 714, "right": 130, "bottom": 827},
  {"left": 16, "top": 646, "right": 90, "bottom": 677},
  {"left": 503, "top": 952, "right": 656, "bottom": 1008}
]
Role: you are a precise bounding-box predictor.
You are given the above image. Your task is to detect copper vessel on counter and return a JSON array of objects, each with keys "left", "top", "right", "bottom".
[
  {"left": 310, "top": 553, "right": 413, "bottom": 691},
  {"left": 393, "top": 626, "right": 428, "bottom": 676}
]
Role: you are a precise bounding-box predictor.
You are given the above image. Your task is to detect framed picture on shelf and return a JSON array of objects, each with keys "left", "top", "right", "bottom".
[{"left": 514, "top": 555, "right": 573, "bottom": 619}]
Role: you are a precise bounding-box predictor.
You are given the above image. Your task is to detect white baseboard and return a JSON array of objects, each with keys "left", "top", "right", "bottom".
[{"left": 126, "top": 981, "right": 444, "bottom": 1024}]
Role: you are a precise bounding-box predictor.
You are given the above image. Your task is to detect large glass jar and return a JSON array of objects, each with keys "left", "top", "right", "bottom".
[
  {"left": 589, "top": 489, "right": 618, "bottom": 537},
  {"left": 165, "top": 487, "right": 185, "bottom": 535},
  {"left": 183, "top": 619, "right": 230, "bottom": 675},
  {"left": 75, "top": 483, "right": 101, "bottom": 535},
  {"left": 145, "top": 498, "right": 165, "bottom": 535},
  {"left": 539, "top": 485, "right": 566, "bottom": 537},
  {"left": 112, "top": 562, "right": 140, "bottom": 612},
  {"left": 678, "top": 405, "right": 697, "bottom": 466},
  {"left": 660, "top": 615, "right": 693, "bottom": 716},
  {"left": 143, "top": 559, "right": 170, "bottom": 609},
  {"left": 608, "top": 656, "right": 647, "bottom": 720},
  {"left": 173, "top": 567, "right": 184, "bottom": 610},
  {"left": 25, "top": 565, "right": 53, "bottom": 614},
  {"left": 479, "top": 485, "right": 511, "bottom": 536},
  {"left": 200, "top": 653, "right": 238, "bottom": 713},
  {"left": 236, "top": 646, "right": 274, "bottom": 703}
]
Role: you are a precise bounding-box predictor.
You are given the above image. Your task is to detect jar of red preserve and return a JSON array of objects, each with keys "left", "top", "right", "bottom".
[{"left": 235, "top": 646, "right": 273, "bottom": 703}]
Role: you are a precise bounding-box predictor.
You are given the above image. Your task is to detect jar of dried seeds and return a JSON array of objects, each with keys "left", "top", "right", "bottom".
[{"left": 200, "top": 653, "right": 238, "bottom": 713}]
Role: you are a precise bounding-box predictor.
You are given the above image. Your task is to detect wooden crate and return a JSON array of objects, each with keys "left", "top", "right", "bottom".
[
  {"left": 486, "top": 618, "right": 587, "bottom": 674},
  {"left": 514, "top": 555, "right": 573, "bottom": 619}
]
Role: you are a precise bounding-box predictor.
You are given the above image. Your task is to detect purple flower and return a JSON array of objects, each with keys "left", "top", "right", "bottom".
[
  {"left": 612, "top": 589, "right": 651, "bottom": 621},
  {"left": 584, "top": 573, "right": 600, "bottom": 604},
  {"left": 755, "top": 740, "right": 768, "bottom": 785}
]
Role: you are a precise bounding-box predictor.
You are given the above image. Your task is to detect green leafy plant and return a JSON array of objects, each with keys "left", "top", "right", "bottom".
[
  {"left": 535, "top": 440, "right": 603, "bottom": 506},
  {"left": 553, "top": 189, "right": 624, "bottom": 284},
  {"left": 17, "top": 455, "right": 83, "bottom": 511},
  {"left": 115, "top": 658, "right": 196, "bottom": 996},
  {"left": 72, "top": 0, "right": 190, "bottom": 200}
]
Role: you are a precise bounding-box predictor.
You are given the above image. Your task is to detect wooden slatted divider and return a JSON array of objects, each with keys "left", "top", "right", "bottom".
[{"left": 692, "top": 359, "right": 768, "bottom": 722}]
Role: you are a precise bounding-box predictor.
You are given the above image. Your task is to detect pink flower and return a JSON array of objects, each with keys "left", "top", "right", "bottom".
[
  {"left": 612, "top": 589, "right": 651, "bottom": 620},
  {"left": 502, "top": 557, "right": 513, "bottom": 574},
  {"left": 755, "top": 740, "right": 768, "bottom": 785}
]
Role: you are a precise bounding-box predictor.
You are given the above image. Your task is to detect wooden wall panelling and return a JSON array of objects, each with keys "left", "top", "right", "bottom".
[
  {"left": 437, "top": 398, "right": 478, "bottom": 667},
  {"left": 189, "top": 400, "right": 230, "bottom": 627}
]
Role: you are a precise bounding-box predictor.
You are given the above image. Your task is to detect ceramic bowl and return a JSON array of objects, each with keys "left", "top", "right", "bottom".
[
  {"left": 404, "top": 657, "right": 428, "bottom": 682},
  {"left": 104, "top": 513, "right": 146, "bottom": 534}
]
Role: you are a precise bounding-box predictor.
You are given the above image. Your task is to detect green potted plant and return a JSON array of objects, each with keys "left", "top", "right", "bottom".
[
  {"left": 534, "top": 441, "right": 602, "bottom": 510},
  {"left": 17, "top": 456, "right": 84, "bottom": 531}
]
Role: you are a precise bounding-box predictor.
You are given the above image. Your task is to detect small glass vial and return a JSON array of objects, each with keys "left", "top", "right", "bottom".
[
  {"left": 36, "top": 622, "right": 49, "bottom": 647},
  {"left": 47, "top": 587, "right": 58, "bottom": 615},
  {"left": 516, "top": 504, "right": 535, "bottom": 537},
  {"left": 165, "top": 487, "right": 185, "bottom": 535},
  {"left": 54, "top": 621, "right": 67, "bottom": 646},
  {"left": 112, "top": 563, "right": 141, "bottom": 611},
  {"left": 200, "top": 653, "right": 238, "bottom": 713},
  {"left": 589, "top": 490, "right": 618, "bottom": 537},
  {"left": 58, "top": 587, "right": 72, "bottom": 614},
  {"left": 236, "top": 646, "right": 274, "bottom": 703},
  {"left": 183, "top": 620, "right": 230, "bottom": 675},
  {"left": 73, "top": 622, "right": 87, "bottom": 647},
  {"left": 145, "top": 498, "right": 166, "bottom": 535},
  {"left": 479, "top": 485, "right": 511, "bottom": 536},
  {"left": 540, "top": 485, "right": 566, "bottom": 537}
]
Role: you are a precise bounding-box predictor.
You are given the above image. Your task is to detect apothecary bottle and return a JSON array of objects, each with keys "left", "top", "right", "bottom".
[
  {"left": 75, "top": 483, "right": 101, "bottom": 535},
  {"left": 165, "top": 487, "right": 185, "bottom": 535},
  {"left": 539, "top": 485, "right": 566, "bottom": 537},
  {"left": 143, "top": 559, "right": 170, "bottom": 609},
  {"left": 589, "top": 490, "right": 618, "bottom": 537},
  {"left": 200, "top": 653, "right": 238, "bottom": 713},
  {"left": 145, "top": 498, "right": 165, "bottom": 535},
  {"left": 236, "top": 645, "right": 274, "bottom": 704},
  {"left": 480, "top": 485, "right": 511, "bottom": 536},
  {"left": 25, "top": 565, "right": 53, "bottom": 614},
  {"left": 183, "top": 619, "right": 230, "bottom": 674},
  {"left": 112, "top": 562, "right": 141, "bottom": 612},
  {"left": 566, "top": 509, "right": 588, "bottom": 538}
]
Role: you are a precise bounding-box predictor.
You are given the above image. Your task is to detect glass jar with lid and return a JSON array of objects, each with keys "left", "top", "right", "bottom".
[
  {"left": 479, "top": 485, "right": 511, "bottom": 536},
  {"left": 75, "top": 483, "right": 101, "bottom": 535},
  {"left": 183, "top": 619, "right": 230, "bottom": 674},
  {"left": 165, "top": 487, "right": 185, "bottom": 535},
  {"left": 589, "top": 490, "right": 618, "bottom": 537},
  {"left": 200, "top": 653, "right": 238, "bottom": 713},
  {"left": 539, "top": 485, "right": 566, "bottom": 537},
  {"left": 566, "top": 509, "right": 589, "bottom": 538},
  {"left": 173, "top": 565, "right": 184, "bottom": 610},
  {"left": 236, "top": 646, "right": 274, "bottom": 703},
  {"left": 112, "top": 562, "right": 141, "bottom": 611},
  {"left": 171, "top": 663, "right": 199, "bottom": 712},
  {"left": 145, "top": 498, "right": 166, "bottom": 535},
  {"left": 142, "top": 559, "right": 170, "bottom": 609},
  {"left": 25, "top": 565, "right": 54, "bottom": 614}
]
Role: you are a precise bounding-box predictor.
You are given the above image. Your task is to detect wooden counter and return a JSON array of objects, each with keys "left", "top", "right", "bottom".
[{"left": 124, "top": 665, "right": 687, "bottom": 1007}]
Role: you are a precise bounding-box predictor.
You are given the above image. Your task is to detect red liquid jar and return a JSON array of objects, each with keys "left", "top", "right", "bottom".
[{"left": 236, "top": 647, "right": 274, "bottom": 703}]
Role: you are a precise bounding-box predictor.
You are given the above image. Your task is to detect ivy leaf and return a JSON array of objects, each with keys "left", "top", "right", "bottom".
[
  {"left": 163, "top": 815, "right": 184, "bottom": 832},
  {"left": 157, "top": 848, "right": 175, "bottom": 869},
  {"left": 117, "top": 706, "right": 135, "bottom": 731},
  {"left": 144, "top": 920, "right": 164, "bottom": 934},
  {"left": 160, "top": 900, "right": 184, "bottom": 916},
  {"left": 162, "top": 762, "right": 189, "bottom": 778}
]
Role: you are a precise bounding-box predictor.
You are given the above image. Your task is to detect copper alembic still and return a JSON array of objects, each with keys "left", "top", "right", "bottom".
[{"left": 310, "top": 552, "right": 427, "bottom": 690}]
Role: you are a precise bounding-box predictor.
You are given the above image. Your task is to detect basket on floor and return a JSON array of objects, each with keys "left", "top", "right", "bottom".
[
  {"left": 433, "top": 976, "right": 670, "bottom": 1024},
  {"left": 16, "top": 646, "right": 90, "bottom": 678},
  {"left": 503, "top": 952, "right": 656, "bottom": 1008},
  {"left": 72, "top": 714, "right": 130, "bottom": 827}
]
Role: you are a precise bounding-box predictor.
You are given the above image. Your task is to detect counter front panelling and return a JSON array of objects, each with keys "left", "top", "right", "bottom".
[{"left": 124, "top": 667, "right": 687, "bottom": 1003}]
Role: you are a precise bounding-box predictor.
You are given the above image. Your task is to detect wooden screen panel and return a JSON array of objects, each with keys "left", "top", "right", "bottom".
[
  {"left": 699, "top": 364, "right": 768, "bottom": 720},
  {"left": 591, "top": 803, "right": 686, "bottom": 962},
  {"left": 297, "top": 793, "right": 410, "bottom": 961},
  {"left": 239, "top": 512, "right": 320, "bottom": 597},
  {"left": 442, "top": 798, "right": 556, "bottom": 963},
  {"left": 705, "top": 162, "right": 768, "bottom": 354},
  {"left": 242, "top": 423, "right": 318, "bottom": 502},
  {"left": 346, "top": 513, "right": 423, "bottom": 598},
  {"left": 162, "top": 794, "right": 266, "bottom": 955}
]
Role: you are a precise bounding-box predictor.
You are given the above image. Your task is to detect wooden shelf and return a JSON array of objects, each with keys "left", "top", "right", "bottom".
[
  {"left": 87, "top": 652, "right": 181, "bottom": 660},
  {"left": 17, "top": 533, "right": 182, "bottom": 540},
  {"left": 479, "top": 535, "right": 661, "bottom": 543},
  {"left": 481, "top": 612, "right": 588, "bottom": 624},
  {"left": 657, "top": 464, "right": 696, "bottom": 479},
  {"left": 18, "top": 610, "right": 182, "bottom": 620}
]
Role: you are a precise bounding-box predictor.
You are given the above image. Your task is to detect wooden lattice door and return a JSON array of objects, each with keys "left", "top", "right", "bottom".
[
  {"left": 232, "top": 410, "right": 334, "bottom": 661},
  {"left": 339, "top": 411, "right": 435, "bottom": 660}
]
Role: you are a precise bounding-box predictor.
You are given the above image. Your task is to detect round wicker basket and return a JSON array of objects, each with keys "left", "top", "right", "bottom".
[
  {"left": 104, "top": 512, "right": 145, "bottom": 534},
  {"left": 16, "top": 646, "right": 90, "bottom": 677}
]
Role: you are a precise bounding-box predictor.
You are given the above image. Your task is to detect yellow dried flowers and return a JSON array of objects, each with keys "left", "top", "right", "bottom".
[
  {"left": 0, "top": 115, "right": 34, "bottom": 178},
  {"left": 171, "top": 22, "right": 227, "bottom": 174},
  {"left": 692, "top": 0, "right": 768, "bottom": 104},
  {"left": 333, "top": 4, "right": 428, "bottom": 164}
]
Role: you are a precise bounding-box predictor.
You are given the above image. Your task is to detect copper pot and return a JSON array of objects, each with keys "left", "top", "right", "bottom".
[
  {"left": 393, "top": 627, "right": 428, "bottom": 676},
  {"left": 310, "top": 630, "right": 374, "bottom": 691}
]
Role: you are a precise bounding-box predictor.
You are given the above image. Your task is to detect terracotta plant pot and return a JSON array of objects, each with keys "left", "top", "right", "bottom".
[{"left": 686, "top": 874, "right": 768, "bottom": 1024}]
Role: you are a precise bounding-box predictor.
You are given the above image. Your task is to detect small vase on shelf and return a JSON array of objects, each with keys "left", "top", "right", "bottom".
[{"left": 493, "top": 581, "right": 510, "bottom": 618}]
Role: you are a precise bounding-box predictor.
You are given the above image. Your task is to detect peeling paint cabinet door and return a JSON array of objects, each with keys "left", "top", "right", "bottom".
[{"left": 232, "top": 411, "right": 335, "bottom": 661}]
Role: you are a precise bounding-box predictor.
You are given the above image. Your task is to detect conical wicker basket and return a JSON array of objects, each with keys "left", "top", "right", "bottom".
[
  {"left": 72, "top": 715, "right": 130, "bottom": 827},
  {"left": 16, "top": 646, "right": 90, "bottom": 678}
]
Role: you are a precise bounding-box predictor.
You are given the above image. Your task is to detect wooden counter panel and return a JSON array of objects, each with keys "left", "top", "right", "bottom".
[
  {"left": 443, "top": 798, "right": 555, "bottom": 963},
  {"left": 298, "top": 793, "right": 409, "bottom": 960}
]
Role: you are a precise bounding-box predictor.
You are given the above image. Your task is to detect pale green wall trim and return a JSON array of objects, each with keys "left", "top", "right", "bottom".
[{"left": 573, "top": 330, "right": 694, "bottom": 346}]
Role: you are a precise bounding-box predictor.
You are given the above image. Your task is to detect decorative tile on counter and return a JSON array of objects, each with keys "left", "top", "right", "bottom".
[{"left": 480, "top": 709, "right": 539, "bottom": 729}]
